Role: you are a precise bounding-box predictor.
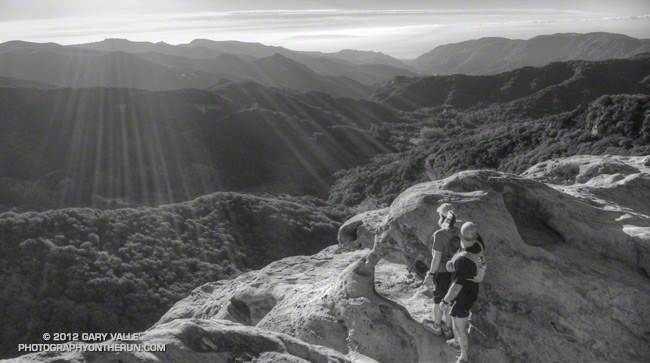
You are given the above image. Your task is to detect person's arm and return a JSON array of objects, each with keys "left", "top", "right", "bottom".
[
  {"left": 443, "top": 282, "right": 463, "bottom": 302},
  {"left": 429, "top": 249, "right": 442, "bottom": 273},
  {"left": 424, "top": 231, "right": 444, "bottom": 289},
  {"left": 429, "top": 230, "right": 445, "bottom": 273}
]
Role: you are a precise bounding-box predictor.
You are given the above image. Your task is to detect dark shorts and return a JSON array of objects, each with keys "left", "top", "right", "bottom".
[
  {"left": 451, "top": 282, "right": 479, "bottom": 318},
  {"left": 433, "top": 272, "right": 452, "bottom": 303}
]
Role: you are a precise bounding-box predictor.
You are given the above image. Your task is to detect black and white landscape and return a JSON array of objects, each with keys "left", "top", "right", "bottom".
[{"left": 1, "top": 2, "right": 649, "bottom": 362}]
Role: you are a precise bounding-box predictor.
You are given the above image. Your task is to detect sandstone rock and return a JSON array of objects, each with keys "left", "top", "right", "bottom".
[
  {"left": 346, "top": 164, "right": 650, "bottom": 362},
  {"left": 522, "top": 155, "right": 650, "bottom": 215},
  {"left": 337, "top": 208, "right": 389, "bottom": 252}
]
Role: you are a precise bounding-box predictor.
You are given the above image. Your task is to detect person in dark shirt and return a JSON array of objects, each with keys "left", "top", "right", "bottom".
[{"left": 441, "top": 222, "right": 485, "bottom": 363}]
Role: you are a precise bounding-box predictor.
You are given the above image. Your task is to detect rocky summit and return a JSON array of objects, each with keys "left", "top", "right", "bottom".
[{"left": 10, "top": 155, "right": 650, "bottom": 363}]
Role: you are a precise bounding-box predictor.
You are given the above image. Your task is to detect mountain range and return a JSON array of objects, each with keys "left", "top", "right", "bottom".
[
  {"left": 3, "top": 32, "right": 650, "bottom": 97},
  {"left": 1, "top": 44, "right": 649, "bottom": 213},
  {"left": 412, "top": 32, "right": 650, "bottom": 75},
  {"left": 0, "top": 39, "right": 415, "bottom": 97}
]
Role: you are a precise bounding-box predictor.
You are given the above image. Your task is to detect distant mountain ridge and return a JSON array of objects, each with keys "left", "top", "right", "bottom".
[
  {"left": 3, "top": 33, "right": 650, "bottom": 95},
  {"left": 0, "top": 39, "right": 415, "bottom": 96},
  {"left": 185, "top": 39, "right": 411, "bottom": 69},
  {"left": 375, "top": 54, "right": 650, "bottom": 114},
  {"left": 412, "top": 32, "right": 650, "bottom": 75}
]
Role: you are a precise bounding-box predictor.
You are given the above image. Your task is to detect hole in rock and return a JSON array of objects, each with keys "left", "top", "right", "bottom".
[
  {"left": 227, "top": 295, "right": 279, "bottom": 326},
  {"left": 228, "top": 297, "right": 252, "bottom": 325},
  {"left": 502, "top": 191, "right": 565, "bottom": 249},
  {"left": 342, "top": 222, "right": 359, "bottom": 242},
  {"left": 350, "top": 225, "right": 359, "bottom": 241}
]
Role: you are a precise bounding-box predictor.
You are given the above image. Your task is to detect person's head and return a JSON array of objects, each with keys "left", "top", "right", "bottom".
[
  {"left": 436, "top": 203, "right": 456, "bottom": 229},
  {"left": 460, "top": 222, "right": 478, "bottom": 248}
]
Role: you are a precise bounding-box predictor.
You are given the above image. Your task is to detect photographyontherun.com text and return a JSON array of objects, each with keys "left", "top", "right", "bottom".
[{"left": 18, "top": 332, "right": 165, "bottom": 353}]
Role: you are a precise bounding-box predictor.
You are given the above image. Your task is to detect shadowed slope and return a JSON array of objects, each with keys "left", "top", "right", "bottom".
[{"left": 0, "top": 86, "right": 392, "bottom": 211}]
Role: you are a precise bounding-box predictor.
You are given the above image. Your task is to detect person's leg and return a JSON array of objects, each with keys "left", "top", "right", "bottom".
[
  {"left": 444, "top": 307, "right": 452, "bottom": 330},
  {"left": 432, "top": 273, "right": 451, "bottom": 325},
  {"left": 450, "top": 315, "right": 460, "bottom": 346},
  {"left": 454, "top": 316, "right": 470, "bottom": 361},
  {"left": 450, "top": 282, "right": 478, "bottom": 361},
  {"left": 433, "top": 303, "right": 442, "bottom": 325}
]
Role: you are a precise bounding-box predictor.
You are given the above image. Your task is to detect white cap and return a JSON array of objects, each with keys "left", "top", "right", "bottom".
[{"left": 436, "top": 203, "right": 454, "bottom": 216}]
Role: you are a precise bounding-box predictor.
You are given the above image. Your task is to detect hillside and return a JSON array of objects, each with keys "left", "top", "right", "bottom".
[
  {"left": 0, "top": 76, "right": 57, "bottom": 89},
  {"left": 412, "top": 32, "right": 650, "bottom": 75},
  {"left": 374, "top": 54, "right": 650, "bottom": 114},
  {"left": 212, "top": 81, "right": 404, "bottom": 128},
  {"left": 0, "top": 50, "right": 228, "bottom": 90},
  {"left": 133, "top": 51, "right": 387, "bottom": 94},
  {"left": 249, "top": 53, "right": 372, "bottom": 98},
  {"left": 14, "top": 157, "right": 650, "bottom": 362},
  {"left": 330, "top": 49, "right": 411, "bottom": 69},
  {"left": 0, "top": 86, "right": 392, "bottom": 212},
  {"left": 0, "top": 192, "right": 345, "bottom": 359},
  {"left": 331, "top": 94, "right": 650, "bottom": 208}
]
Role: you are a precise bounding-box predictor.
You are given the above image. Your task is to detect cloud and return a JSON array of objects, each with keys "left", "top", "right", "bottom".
[{"left": 283, "top": 34, "right": 361, "bottom": 41}]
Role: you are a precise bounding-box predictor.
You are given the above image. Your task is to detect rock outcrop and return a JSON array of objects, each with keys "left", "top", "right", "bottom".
[
  {"left": 9, "top": 155, "right": 650, "bottom": 363},
  {"left": 344, "top": 156, "right": 650, "bottom": 362},
  {"left": 14, "top": 318, "right": 354, "bottom": 363},
  {"left": 522, "top": 155, "right": 650, "bottom": 215}
]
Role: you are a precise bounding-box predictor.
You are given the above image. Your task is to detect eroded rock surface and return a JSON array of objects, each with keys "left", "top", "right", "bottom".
[
  {"left": 154, "top": 247, "right": 458, "bottom": 363},
  {"left": 522, "top": 155, "right": 650, "bottom": 215},
  {"left": 12, "top": 319, "right": 353, "bottom": 363}
]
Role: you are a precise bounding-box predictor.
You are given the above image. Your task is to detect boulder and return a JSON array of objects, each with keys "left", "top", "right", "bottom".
[{"left": 337, "top": 208, "right": 389, "bottom": 252}]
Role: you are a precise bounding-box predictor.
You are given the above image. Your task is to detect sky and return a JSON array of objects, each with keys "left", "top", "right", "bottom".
[{"left": 1, "top": 1, "right": 649, "bottom": 58}]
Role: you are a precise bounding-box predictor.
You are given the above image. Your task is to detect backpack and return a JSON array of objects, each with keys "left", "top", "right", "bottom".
[{"left": 450, "top": 237, "right": 486, "bottom": 283}]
